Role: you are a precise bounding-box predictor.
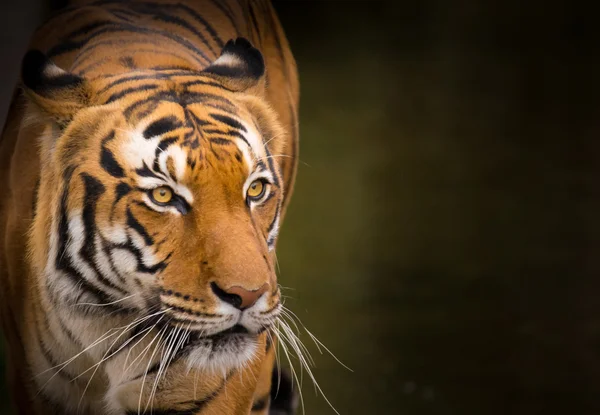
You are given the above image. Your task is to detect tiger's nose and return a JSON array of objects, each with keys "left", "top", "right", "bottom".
[{"left": 210, "top": 282, "right": 269, "bottom": 310}]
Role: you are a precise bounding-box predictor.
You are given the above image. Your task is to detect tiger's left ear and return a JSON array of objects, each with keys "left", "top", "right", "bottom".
[
  {"left": 21, "top": 50, "right": 90, "bottom": 125},
  {"left": 203, "top": 37, "right": 266, "bottom": 95}
]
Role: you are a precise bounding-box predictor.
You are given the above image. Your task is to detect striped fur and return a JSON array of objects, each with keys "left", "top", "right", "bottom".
[{"left": 0, "top": 1, "right": 299, "bottom": 414}]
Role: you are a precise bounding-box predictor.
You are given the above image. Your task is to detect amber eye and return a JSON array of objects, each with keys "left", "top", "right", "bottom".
[
  {"left": 150, "top": 186, "right": 173, "bottom": 205},
  {"left": 247, "top": 179, "right": 267, "bottom": 201}
]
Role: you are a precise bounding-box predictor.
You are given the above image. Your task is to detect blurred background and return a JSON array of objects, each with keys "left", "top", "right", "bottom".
[{"left": 1, "top": 1, "right": 600, "bottom": 414}]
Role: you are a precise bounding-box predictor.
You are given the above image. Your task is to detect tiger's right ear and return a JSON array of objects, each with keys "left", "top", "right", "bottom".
[{"left": 21, "top": 50, "right": 90, "bottom": 125}]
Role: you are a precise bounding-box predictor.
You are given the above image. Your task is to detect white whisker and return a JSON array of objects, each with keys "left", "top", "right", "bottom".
[
  {"left": 137, "top": 326, "right": 167, "bottom": 415},
  {"left": 73, "top": 293, "right": 137, "bottom": 308}
]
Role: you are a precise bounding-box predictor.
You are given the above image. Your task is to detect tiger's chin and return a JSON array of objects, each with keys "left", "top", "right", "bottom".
[{"left": 184, "top": 325, "right": 260, "bottom": 373}]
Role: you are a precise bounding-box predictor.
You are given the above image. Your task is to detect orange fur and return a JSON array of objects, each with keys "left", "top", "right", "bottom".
[{"left": 0, "top": 1, "right": 299, "bottom": 414}]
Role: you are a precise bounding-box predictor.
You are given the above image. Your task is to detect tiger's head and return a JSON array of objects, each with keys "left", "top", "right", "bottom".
[{"left": 23, "top": 38, "right": 285, "bottom": 371}]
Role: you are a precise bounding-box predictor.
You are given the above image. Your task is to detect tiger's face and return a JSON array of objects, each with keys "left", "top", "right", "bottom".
[{"left": 25, "top": 39, "right": 284, "bottom": 371}]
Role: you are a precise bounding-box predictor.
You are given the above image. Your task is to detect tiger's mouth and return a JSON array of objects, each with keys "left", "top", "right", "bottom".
[
  {"left": 189, "top": 324, "right": 250, "bottom": 345},
  {"left": 182, "top": 324, "right": 262, "bottom": 371}
]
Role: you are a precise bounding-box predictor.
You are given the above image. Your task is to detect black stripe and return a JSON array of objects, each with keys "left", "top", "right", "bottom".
[
  {"left": 33, "top": 311, "right": 79, "bottom": 381},
  {"left": 111, "top": 239, "right": 170, "bottom": 274},
  {"left": 100, "top": 235, "right": 128, "bottom": 285},
  {"left": 105, "top": 4, "right": 140, "bottom": 19},
  {"left": 282, "top": 103, "right": 298, "bottom": 210},
  {"left": 141, "top": 2, "right": 226, "bottom": 50},
  {"left": 98, "top": 73, "right": 170, "bottom": 95},
  {"left": 126, "top": 208, "right": 154, "bottom": 246},
  {"left": 180, "top": 79, "right": 233, "bottom": 91},
  {"left": 103, "top": 1, "right": 226, "bottom": 51},
  {"left": 166, "top": 304, "right": 218, "bottom": 319},
  {"left": 32, "top": 178, "right": 40, "bottom": 217},
  {"left": 263, "top": 144, "right": 280, "bottom": 187},
  {"left": 186, "top": 109, "right": 211, "bottom": 129},
  {"left": 74, "top": 56, "right": 111, "bottom": 77},
  {"left": 37, "top": 336, "right": 75, "bottom": 381},
  {"left": 182, "top": 92, "right": 237, "bottom": 108},
  {"left": 209, "top": 137, "right": 232, "bottom": 146},
  {"left": 115, "top": 182, "right": 132, "bottom": 205},
  {"left": 73, "top": 41, "right": 194, "bottom": 74},
  {"left": 100, "top": 131, "right": 125, "bottom": 178},
  {"left": 111, "top": 9, "right": 136, "bottom": 23},
  {"left": 136, "top": 161, "right": 167, "bottom": 180},
  {"left": 105, "top": 84, "right": 160, "bottom": 104},
  {"left": 226, "top": 130, "right": 251, "bottom": 148},
  {"left": 144, "top": 116, "right": 182, "bottom": 139},
  {"left": 55, "top": 168, "right": 119, "bottom": 305},
  {"left": 208, "top": 0, "right": 239, "bottom": 34},
  {"left": 248, "top": 2, "right": 261, "bottom": 41},
  {"left": 123, "top": 91, "right": 236, "bottom": 120},
  {"left": 150, "top": 65, "right": 193, "bottom": 71},
  {"left": 126, "top": 99, "right": 162, "bottom": 123},
  {"left": 110, "top": 181, "right": 132, "bottom": 224},
  {"left": 80, "top": 172, "right": 105, "bottom": 265},
  {"left": 63, "top": 19, "right": 114, "bottom": 39},
  {"left": 138, "top": 6, "right": 219, "bottom": 56},
  {"left": 55, "top": 313, "right": 82, "bottom": 348},
  {"left": 80, "top": 174, "right": 129, "bottom": 296},
  {"left": 201, "top": 128, "right": 229, "bottom": 135},
  {"left": 209, "top": 113, "right": 247, "bottom": 132},
  {"left": 266, "top": 204, "right": 280, "bottom": 246},
  {"left": 182, "top": 108, "right": 205, "bottom": 149},
  {"left": 168, "top": 2, "right": 226, "bottom": 49},
  {"left": 154, "top": 136, "right": 179, "bottom": 176},
  {"left": 48, "top": 23, "right": 211, "bottom": 65}
]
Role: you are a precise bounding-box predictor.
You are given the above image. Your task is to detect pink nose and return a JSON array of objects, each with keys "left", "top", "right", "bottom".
[{"left": 211, "top": 282, "right": 269, "bottom": 309}]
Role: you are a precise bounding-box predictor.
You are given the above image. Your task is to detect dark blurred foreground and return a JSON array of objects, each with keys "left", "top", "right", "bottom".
[{"left": 2, "top": 1, "right": 600, "bottom": 414}]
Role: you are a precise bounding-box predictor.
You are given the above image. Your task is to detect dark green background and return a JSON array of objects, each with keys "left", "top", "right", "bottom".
[{"left": 2, "top": 1, "right": 600, "bottom": 414}]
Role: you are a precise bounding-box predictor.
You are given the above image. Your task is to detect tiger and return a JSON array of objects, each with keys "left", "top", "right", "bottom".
[{"left": 0, "top": 0, "right": 300, "bottom": 414}]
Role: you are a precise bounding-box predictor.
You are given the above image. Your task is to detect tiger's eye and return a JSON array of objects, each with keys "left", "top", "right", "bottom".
[
  {"left": 151, "top": 186, "right": 173, "bottom": 204},
  {"left": 247, "top": 180, "right": 266, "bottom": 200}
]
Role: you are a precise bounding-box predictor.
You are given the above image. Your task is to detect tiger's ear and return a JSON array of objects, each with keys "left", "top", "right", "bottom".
[
  {"left": 21, "top": 50, "right": 90, "bottom": 125},
  {"left": 203, "top": 37, "right": 266, "bottom": 95}
]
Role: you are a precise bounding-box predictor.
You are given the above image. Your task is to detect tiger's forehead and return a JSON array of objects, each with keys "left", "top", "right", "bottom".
[{"left": 117, "top": 101, "right": 267, "bottom": 185}]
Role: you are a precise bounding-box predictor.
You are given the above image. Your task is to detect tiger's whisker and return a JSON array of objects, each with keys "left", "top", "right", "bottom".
[
  {"left": 72, "top": 310, "right": 168, "bottom": 381},
  {"left": 73, "top": 293, "right": 137, "bottom": 307},
  {"left": 274, "top": 320, "right": 305, "bottom": 415},
  {"left": 137, "top": 326, "right": 167, "bottom": 415},
  {"left": 282, "top": 306, "right": 352, "bottom": 372}
]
